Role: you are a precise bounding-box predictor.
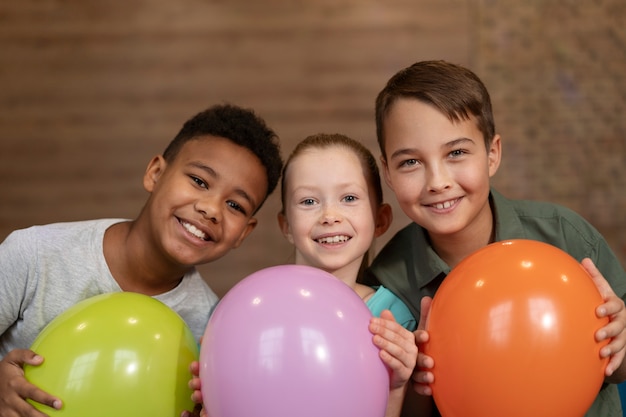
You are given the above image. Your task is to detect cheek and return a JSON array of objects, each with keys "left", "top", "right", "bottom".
[
  {"left": 388, "top": 174, "right": 420, "bottom": 202},
  {"left": 285, "top": 213, "right": 312, "bottom": 238},
  {"left": 362, "top": 216, "right": 378, "bottom": 238},
  {"left": 455, "top": 165, "right": 490, "bottom": 192}
]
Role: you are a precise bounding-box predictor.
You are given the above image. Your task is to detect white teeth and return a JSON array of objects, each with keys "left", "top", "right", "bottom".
[
  {"left": 182, "top": 221, "right": 208, "bottom": 240},
  {"left": 316, "top": 235, "right": 350, "bottom": 244},
  {"left": 434, "top": 200, "right": 455, "bottom": 209}
]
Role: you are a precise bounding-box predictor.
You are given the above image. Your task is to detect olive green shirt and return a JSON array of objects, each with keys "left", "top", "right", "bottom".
[{"left": 364, "top": 188, "right": 626, "bottom": 417}]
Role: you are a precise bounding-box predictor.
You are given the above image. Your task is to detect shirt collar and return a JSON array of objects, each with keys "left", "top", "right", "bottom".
[{"left": 491, "top": 188, "right": 527, "bottom": 240}]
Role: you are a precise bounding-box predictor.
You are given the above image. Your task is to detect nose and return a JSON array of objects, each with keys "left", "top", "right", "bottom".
[
  {"left": 195, "top": 195, "right": 222, "bottom": 223},
  {"left": 320, "top": 202, "right": 342, "bottom": 225},
  {"left": 426, "top": 163, "right": 452, "bottom": 193}
]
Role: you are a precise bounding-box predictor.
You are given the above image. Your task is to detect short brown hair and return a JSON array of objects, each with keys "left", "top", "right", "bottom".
[{"left": 375, "top": 60, "right": 496, "bottom": 159}]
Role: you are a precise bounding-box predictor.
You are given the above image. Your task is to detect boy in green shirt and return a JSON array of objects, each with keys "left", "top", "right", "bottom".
[{"left": 363, "top": 60, "right": 626, "bottom": 416}]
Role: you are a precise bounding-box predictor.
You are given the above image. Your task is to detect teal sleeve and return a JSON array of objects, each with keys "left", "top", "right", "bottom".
[{"left": 366, "top": 286, "right": 417, "bottom": 331}]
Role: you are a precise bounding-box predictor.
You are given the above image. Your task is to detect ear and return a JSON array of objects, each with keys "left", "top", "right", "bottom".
[
  {"left": 231, "top": 217, "right": 258, "bottom": 249},
  {"left": 277, "top": 211, "right": 295, "bottom": 244},
  {"left": 143, "top": 155, "right": 167, "bottom": 192},
  {"left": 488, "top": 134, "right": 502, "bottom": 178},
  {"left": 374, "top": 203, "right": 393, "bottom": 238},
  {"left": 380, "top": 155, "right": 394, "bottom": 192}
]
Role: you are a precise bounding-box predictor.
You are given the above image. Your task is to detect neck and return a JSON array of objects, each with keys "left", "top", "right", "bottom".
[
  {"left": 293, "top": 253, "right": 364, "bottom": 290},
  {"left": 103, "top": 221, "right": 189, "bottom": 295}
]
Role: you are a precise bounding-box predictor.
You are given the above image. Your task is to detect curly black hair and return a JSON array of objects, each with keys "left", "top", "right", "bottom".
[{"left": 163, "top": 104, "right": 283, "bottom": 211}]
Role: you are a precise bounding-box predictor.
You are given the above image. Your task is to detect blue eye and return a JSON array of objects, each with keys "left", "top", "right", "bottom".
[
  {"left": 400, "top": 159, "right": 418, "bottom": 167},
  {"left": 343, "top": 195, "right": 357, "bottom": 203},
  {"left": 301, "top": 198, "right": 316, "bottom": 206},
  {"left": 449, "top": 149, "right": 467, "bottom": 158}
]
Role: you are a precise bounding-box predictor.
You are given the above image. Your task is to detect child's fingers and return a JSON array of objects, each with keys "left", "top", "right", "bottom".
[
  {"left": 0, "top": 349, "right": 62, "bottom": 414},
  {"left": 373, "top": 335, "right": 416, "bottom": 367},
  {"left": 191, "top": 388, "right": 204, "bottom": 404},
  {"left": 370, "top": 320, "right": 417, "bottom": 366},
  {"left": 604, "top": 347, "right": 626, "bottom": 376},
  {"left": 416, "top": 350, "right": 434, "bottom": 370},
  {"left": 596, "top": 319, "right": 626, "bottom": 343},
  {"left": 581, "top": 258, "right": 626, "bottom": 376},
  {"left": 370, "top": 311, "right": 418, "bottom": 389},
  {"left": 189, "top": 360, "right": 200, "bottom": 377},
  {"left": 379, "top": 308, "right": 396, "bottom": 322},
  {"left": 189, "top": 376, "right": 202, "bottom": 391},
  {"left": 414, "top": 329, "right": 429, "bottom": 345},
  {"left": 411, "top": 371, "right": 434, "bottom": 396},
  {"left": 582, "top": 258, "right": 621, "bottom": 303},
  {"left": 412, "top": 367, "right": 434, "bottom": 385}
]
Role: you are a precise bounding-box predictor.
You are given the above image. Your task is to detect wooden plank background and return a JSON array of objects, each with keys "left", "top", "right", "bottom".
[{"left": 1, "top": 0, "right": 624, "bottom": 296}]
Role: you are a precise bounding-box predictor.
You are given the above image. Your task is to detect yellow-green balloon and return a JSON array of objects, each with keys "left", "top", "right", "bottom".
[{"left": 24, "top": 292, "right": 199, "bottom": 417}]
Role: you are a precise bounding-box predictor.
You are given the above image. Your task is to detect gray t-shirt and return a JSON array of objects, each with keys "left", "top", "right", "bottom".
[{"left": 0, "top": 219, "right": 218, "bottom": 358}]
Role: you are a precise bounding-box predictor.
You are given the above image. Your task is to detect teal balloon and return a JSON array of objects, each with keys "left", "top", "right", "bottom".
[{"left": 24, "top": 292, "right": 198, "bottom": 417}]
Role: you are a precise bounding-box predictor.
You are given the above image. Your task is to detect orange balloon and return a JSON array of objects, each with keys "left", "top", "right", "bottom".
[{"left": 424, "top": 239, "right": 609, "bottom": 417}]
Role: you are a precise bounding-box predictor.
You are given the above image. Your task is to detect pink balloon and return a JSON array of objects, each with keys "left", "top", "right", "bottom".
[{"left": 200, "top": 265, "right": 389, "bottom": 417}]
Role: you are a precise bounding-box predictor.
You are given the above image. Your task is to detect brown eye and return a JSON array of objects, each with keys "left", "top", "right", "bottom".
[
  {"left": 227, "top": 201, "right": 246, "bottom": 215},
  {"left": 191, "top": 176, "right": 208, "bottom": 188}
]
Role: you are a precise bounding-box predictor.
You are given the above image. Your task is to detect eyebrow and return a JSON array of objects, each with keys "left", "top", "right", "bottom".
[
  {"left": 389, "top": 148, "right": 416, "bottom": 160},
  {"left": 189, "top": 161, "right": 258, "bottom": 209},
  {"left": 444, "top": 137, "right": 475, "bottom": 148},
  {"left": 389, "top": 137, "right": 475, "bottom": 160}
]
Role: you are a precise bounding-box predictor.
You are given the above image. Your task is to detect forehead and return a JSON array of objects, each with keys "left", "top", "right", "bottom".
[
  {"left": 384, "top": 98, "right": 483, "bottom": 152},
  {"left": 286, "top": 145, "right": 369, "bottom": 187},
  {"left": 176, "top": 135, "right": 268, "bottom": 206},
  {"left": 290, "top": 145, "right": 363, "bottom": 172}
]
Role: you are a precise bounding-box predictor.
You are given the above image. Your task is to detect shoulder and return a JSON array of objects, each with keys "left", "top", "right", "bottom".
[
  {"left": 3, "top": 219, "right": 126, "bottom": 243},
  {"left": 493, "top": 189, "right": 604, "bottom": 248},
  {"left": 493, "top": 189, "right": 625, "bottom": 294},
  {"left": 1, "top": 219, "right": 127, "bottom": 276}
]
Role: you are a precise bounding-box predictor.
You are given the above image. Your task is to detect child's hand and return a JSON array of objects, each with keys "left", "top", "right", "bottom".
[
  {"left": 369, "top": 309, "right": 419, "bottom": 417},
  {"left": 181, "top": 360, "right": 207, "bottom": 417},
  {"left": 411, "top": 296, "right": 435, "bottom": 396},
  {"left": 582, "top": 258, "right": 626, "bottom": 379},
  {"left": 0, "top": 348, "right": 62, "bottom": 416},
  {"left": 369, "top": 310, "right": 418, "bottom": 390}
]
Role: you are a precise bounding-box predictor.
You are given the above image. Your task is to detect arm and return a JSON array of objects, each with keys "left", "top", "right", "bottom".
[
  {"left": 0, "top": 349, "right": 61, "bottom": 416},
  {"left": 582, "top": 258, "right": 626, "bottom": 383},
  {"left": 369, "top": 310, "right": 418, "bottom": 417},
  {"left": 0, "top": 234, "right": 61, "bottom": 416}
]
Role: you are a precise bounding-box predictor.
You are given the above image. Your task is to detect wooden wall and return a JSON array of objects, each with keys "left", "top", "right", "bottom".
[{"left": 1, "top": 0, "right": 624, "bottom": 297}]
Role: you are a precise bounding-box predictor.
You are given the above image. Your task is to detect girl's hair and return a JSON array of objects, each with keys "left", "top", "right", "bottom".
[{"left": 280, "top": 133, "right": 383, "bottom": 212}]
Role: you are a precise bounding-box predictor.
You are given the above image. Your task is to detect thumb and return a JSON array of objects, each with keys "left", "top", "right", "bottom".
[
  {"left": 379, "top": 309, "right": 397, "bottom": 322},
  {"left": 581, "top": 258, "right": 612, "bottom": 300},
  {"left": 417, "top": 296, "right": 433, "bottom": 331},
  {"left": 5, "top": 348, "right": 44, "bottom": 367}
]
